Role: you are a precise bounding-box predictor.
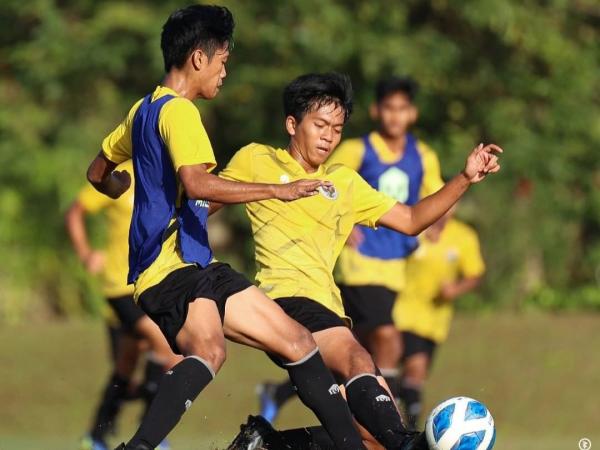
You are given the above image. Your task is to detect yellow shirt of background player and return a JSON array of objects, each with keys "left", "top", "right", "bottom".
[
  {"left": 393, "top": 219, "right": 485, "bottom": 343},
  {"left": 77, "top": 160, "right": 134, "bottom": 298},
  {"left": 330, "top": 131, "right": 444, "bottom": 292},
  {"left": 220, "top": 143, "right": 396, "bottom": 318},
  {"left": 101, "top": 85, "right": 217, "bottom": 298}
]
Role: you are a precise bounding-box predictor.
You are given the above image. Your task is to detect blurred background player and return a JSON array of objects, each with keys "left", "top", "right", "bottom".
[
  {"left": 393, "top": 205, "right": 485, "bottom": 428},
  {"left": 66, "top": 160, "right": 179, "bottom": 450},
  {"left": 257, "top": 76, "right": 444, "bottom": 420}
]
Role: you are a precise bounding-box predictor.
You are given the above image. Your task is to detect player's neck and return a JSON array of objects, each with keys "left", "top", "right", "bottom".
[
  {"left": 378, "top": 130, "right": 407, "bottom": 155},
  {"left": 161, "top": 71, "right": 197, "bottom": 101},
  {"left": 287, "top": 142, "right": 319, "bottom": 173}
]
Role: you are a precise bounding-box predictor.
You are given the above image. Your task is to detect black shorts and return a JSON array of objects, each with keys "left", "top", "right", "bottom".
[
  {"left": 401, "top": 331, "right": 437, "bottom": 362},
  {"left": 340, "top": 284, "right": 396, "bottom": 331},
  {"left": 274, "top": 297, "right": 348, "bottom": 333},
  {"left": 107, "top": 295, "right": 145, "bottom": 332},
  {"left": 138, "top": 262, "right": 253, "bottom": 354}
]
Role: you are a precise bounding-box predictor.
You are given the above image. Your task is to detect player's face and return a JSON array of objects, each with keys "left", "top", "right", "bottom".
[
  {"left": 288, "top": 103, "right": 346, "bottom": 170},
  {"left": 196, "top": 45, "right": 229, "bottom": 99},
  {"left": 374, "top": 92, "right": 417, "bottom": 139}
]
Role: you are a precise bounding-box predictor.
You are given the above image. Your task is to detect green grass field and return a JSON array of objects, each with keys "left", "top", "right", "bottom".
[{"left": 1, "top": 312, "right": 598, "bottom": 450}]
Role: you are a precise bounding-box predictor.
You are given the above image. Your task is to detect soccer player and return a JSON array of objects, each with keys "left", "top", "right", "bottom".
[
  {"left": 257, "top": 77, "right": 443, "bottom": 420},
  {"left": 66, "top": 160, "right": 179, "bottom": 450},
  {"left": 393, "top": 206, "right": 485, "bottom": 428},
  {"left": 220, "top": 72, "right": 501, "bottom": 450},
  {"left": 332, "top": 76, "right": 443, "bottom": 404},
  {"left": 86, "top": 6, "right": 366, "bottom": 450}
]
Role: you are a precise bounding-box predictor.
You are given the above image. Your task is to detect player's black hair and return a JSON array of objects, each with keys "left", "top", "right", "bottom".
[
  {"left": 283, "top": 73, "right": 354, "bottom": 123},
  {"left": 161, "top": 5, "right": 234, "bottom": 72},
  {"left": 375, "top": 76, "right": 419, "bottom": 103}
]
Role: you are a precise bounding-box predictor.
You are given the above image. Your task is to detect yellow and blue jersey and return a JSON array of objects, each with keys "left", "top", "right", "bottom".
[
  {"left": 330, "top": 131, "right": 443, "bottom": 291},
  {"left": 101, "top": 86, "right": 217, "bottom": 298}
]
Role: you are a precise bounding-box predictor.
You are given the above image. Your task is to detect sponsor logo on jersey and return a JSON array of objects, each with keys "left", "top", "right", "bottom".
[{"left": 375, "top": 394, "right": 391, "bottom": 402}]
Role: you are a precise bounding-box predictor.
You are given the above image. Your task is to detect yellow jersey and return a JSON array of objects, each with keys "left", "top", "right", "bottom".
[
  {"left": 77, "top": 160, "right": 134, "bottom": 298},
  {"left": 330, "top": 131, "right": 443, "bottom": 292},
  {"left": 101, "top": 86, "right": 217, "bottom": 298},
  {"left": 393, "top": 219, "right": 485, "bottom": 343},
  {"left": 220, "top": 143, "right": 396, "bottom": 318}
]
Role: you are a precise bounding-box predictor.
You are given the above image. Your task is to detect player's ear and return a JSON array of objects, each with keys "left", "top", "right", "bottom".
[
  {"left": 369, "top": 103, "right": 379, "bottom": 121},
  {"left": 285, "top": 115, "right": 297, "bottom": 136},
  {"left": 190, "top": 49, "right": 206, "bottom": 71}
]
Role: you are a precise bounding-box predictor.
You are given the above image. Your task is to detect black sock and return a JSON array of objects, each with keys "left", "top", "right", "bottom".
[
  {"left": 380, "top": 368, "right": 401, "bottom": 402},
  {"left": 398, "top": 380, "right": 422, "bottom": 430},
  {"left": 90, "top": 372, "right": 129, "bottom": 442},
  {"left": 284, "top": 349, "right": 365, "bottom": 450},
  {"left": 345, "top": 373, "right": 411, "bottom": 449},
  {"left": 127, "top": 356, "right": 214, "bottom": 448},
  {"left": 274, "top": 379, "right": 296, "bottom": 406},
  {"left": 267, "top": 426, "right": 335, "bottom": 450},
  {"left": 140, "top": 357, "right": 165, "bottom": 418}
]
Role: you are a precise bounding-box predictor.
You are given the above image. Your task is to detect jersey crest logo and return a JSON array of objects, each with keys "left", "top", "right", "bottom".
[
  {"left": 280, "top": 174, "right": 290, "bottom": 183},
  {"left": 319, "top": 184, "right": 338, "bottom": 200}
]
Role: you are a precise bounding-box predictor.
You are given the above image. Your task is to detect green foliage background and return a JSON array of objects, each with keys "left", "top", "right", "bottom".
[{"left": 1, "top": 0, "right": 598, "bottom": 321}]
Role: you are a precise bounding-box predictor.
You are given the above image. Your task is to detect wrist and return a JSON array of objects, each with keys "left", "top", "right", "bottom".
[
  {"left": 270, "top": 184, "right": 281, "bottom": 199},
  {"left": 459, "top": 170, "right": 472, "bottom": 185}
]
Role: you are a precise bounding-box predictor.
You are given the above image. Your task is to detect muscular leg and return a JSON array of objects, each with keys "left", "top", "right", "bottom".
[
  {"left": 126, "top": 299, "right": 226, "bottom": 449},
  {"left": 223, "top": 287, "right": 365, "bottom": 450}
]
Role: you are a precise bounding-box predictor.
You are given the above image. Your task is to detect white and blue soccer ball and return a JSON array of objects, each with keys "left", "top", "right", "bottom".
[{"left": 425, "top": 397, "right": 495, "bottom": 450}]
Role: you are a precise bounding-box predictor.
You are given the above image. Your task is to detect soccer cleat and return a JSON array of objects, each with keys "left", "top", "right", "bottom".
[
  {"left": 255, "top": 382, "right": 280, "bottom": 423},
  {"left": 80, "top": 435, "right": 108, "bottom": 450},
  {"left": 227, "top": 415, "right": 285, "bottom": 450}
]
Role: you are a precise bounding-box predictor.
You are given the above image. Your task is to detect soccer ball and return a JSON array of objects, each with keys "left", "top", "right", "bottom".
[{"left": 425, "top": 397, "right": 495, "bottom": 450}]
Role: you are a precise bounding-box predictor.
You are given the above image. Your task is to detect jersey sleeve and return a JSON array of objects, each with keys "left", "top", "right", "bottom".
[
  {"left": 77, "top": 183, "right": 112, "bottom": 214},
  {"left": 349, "top": 169, "right": 397, "bottom": 227},
  {"left": 458, "top": 226, "right": 486, "bottom": 278},
  {"left": 219, "top": 144, "right": 255, "bottom": 182},
  {"left": 101, "top": 99, "right": 143, "bottom": 164},
  {"left": 418, "top": 141, "right": 444, "bottom": 197},
  {"left": 327, "top": 138, "right": 365, "bottom": 172},
  {"left": 159, "top": 98, "right": 217, "bottom": 173}
]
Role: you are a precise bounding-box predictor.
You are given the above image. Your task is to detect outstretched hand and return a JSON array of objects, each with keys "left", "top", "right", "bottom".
[
  {"left": 463, "top": 143, "right": 503, "bottom": 184},
  {"left": 275, "top": 179, "right": 333, "bottom": 201}
]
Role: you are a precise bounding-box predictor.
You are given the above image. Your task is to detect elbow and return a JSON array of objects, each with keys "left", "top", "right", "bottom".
[{"left": 86, "top": 164, "right": 103, "bottom": 188}]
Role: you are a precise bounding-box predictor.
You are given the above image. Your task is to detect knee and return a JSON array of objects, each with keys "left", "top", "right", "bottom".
[
  {"left": 286, "top": 326, "right": 317, "bottom": 362},
  {"left": 347, "top": 345, "right": 377, "bottom": 378},
  {"left": 184, "top": 341, "right": 227, "bottom": 374}
]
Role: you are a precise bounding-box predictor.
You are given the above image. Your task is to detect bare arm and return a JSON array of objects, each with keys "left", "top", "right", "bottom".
[
  {"left": 378, "top": 143, "right": 502, "bottom": 235},
  {"left": 64, "top": 201, "right": 104, "bottom": 274},
  {"left": 438, "top": 276, "right": 482, "bottom": 303},
  {"left": 87, "top": 152, "right": 131, "bottom": 199},
  {"left": 179, "top": 164, "right": 329, "bottom": 204}
]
